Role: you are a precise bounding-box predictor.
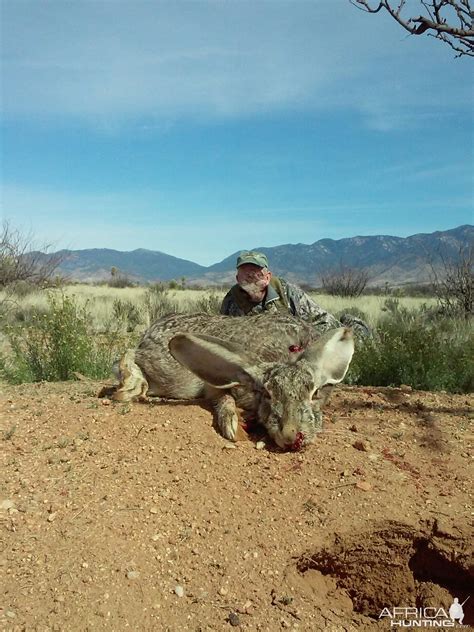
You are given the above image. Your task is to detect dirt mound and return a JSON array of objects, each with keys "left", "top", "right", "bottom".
[
  {"left": 1, "top": 382, "right": 472, "bottom": 631},
  {"left": 295, "top": 520, "right": 473, "bottom": 624}
]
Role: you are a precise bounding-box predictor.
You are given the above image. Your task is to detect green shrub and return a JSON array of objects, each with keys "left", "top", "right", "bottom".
[
  {"left": 347, "top": 308, "right": 474, "bottom": 393},
  {"left": 381, "top": 297, "right": 401, "bottom": 314},
  {"left": 112, "top": 298, "right": 143, "bottom": 331},
  {"left": 0, "top": 293, "right": 130, "bottom": 383},
  {"left": 192, "top": 292, "right": 222, "bottom": 315},
  {"left": 143, "top": 284, "right": 180, "bottom": 323},
  {"left": 10, "top": 303, "right": 51, "bottom": 324},
  {"left": 335, "top": 307, "right": 368, "bottom": 322},
  {"left": 108, "top": 274, "right": 135, "bottom": 288},
  {"left": 167, "top": 277, "right": 187, "bottom": 290},
  {"left": 5, "top": 280, "right": 40, "bottom": 298}
]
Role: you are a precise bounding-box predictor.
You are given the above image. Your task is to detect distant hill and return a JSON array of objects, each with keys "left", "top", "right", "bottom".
[
  {"left": 51, "top": 248, "right": 206, "bottom": 283},
  {"left": 200, "top": 225, "right": 474, "bottom": 287},
  {"left": 49, "top": 225, "right": 473, "bottom": 287}
]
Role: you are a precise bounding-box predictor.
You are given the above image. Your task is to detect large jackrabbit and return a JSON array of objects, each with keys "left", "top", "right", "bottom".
[{"left": 106, "top": 313, "right": 354, "bottom": 451}]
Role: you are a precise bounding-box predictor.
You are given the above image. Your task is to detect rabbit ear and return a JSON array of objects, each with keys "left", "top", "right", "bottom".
[
  {"left": 169, "top": 333, "right": 256, "bottom": 389},
  {"left": 301, "top": 327, "right": 354, "bottom": 385}
]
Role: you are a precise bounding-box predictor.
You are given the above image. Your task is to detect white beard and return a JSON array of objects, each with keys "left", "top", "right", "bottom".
[{"left": 239, "top": 280, "right": 267, "bottom": 301}]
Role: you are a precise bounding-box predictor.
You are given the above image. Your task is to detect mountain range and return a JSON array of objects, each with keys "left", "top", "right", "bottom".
[{"left": 50, "top": 224, "right": 473, "bottom": 287}]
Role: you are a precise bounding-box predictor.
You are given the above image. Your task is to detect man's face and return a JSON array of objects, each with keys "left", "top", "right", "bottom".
[{"left": 236, "top": 263, "right": 272, "bottom": 301}]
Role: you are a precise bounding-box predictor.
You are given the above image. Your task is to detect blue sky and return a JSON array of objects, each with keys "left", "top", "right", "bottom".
[{"left": 1, "top": 1, "right": 473, "bottom": 266}]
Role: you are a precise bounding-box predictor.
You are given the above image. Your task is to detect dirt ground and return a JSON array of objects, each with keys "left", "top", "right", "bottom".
[{"left": 1, "top": 380, "right": 473, "bottom": 632}]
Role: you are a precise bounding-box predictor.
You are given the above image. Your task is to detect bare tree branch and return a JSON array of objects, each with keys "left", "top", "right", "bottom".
[
  {"left": 0, "top": 221, "right": 65, "bottom": 289},
  {"left": 321, "top": 263, "right": 370, "bottom": 297},
  {"left": 427, "top": 243, "right": 474, "bottom": 317},
  {"left": 350, "top": 0, "right": 474, "bottom": 57}
]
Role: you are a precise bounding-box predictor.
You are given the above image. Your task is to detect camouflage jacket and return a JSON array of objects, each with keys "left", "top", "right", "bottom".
[{"left": 220, "top": 276, "right": 341, "bottom": 335}]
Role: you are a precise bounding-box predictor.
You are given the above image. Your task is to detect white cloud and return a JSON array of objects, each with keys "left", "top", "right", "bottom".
[{"left": 2, "top": 1, "right": 471, "bottom": 128}]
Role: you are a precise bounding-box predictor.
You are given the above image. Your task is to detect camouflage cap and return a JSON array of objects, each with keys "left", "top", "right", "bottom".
[{"left": 236, "top": 251, "right": 269, "bottom": 268}]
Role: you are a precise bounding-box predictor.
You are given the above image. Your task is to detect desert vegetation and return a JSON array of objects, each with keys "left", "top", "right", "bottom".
[
  {"left": 1, "top": 222, "right": 472, "bottom": 392},
  {"left": 346, "top": 298, "right": 473, "bottom": 393},
  {"left": 0, "top": 221, "right": 64, "bottom": 292},
  {"left": 0, "top": 281, "right": 472, "bottom": 393},
  {"left": 0, "top": 284, "right": 224, "bottom": 385},
  {"left": 321, "top": 264, "right": 369, "bottom": 297}
]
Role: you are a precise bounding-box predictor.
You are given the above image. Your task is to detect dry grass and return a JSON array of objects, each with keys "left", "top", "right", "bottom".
[
  {"left": 309, "top": 293, "right": 437, "bottom": 327},
  {"left": 1, "top": 285, "right": 470, "bottom": 393},
  {"left": 0, "top": 285, "right": 437, "bottom": 331},
  {"left": 0, "top": 286, "right": 226, "bottom": 329}
]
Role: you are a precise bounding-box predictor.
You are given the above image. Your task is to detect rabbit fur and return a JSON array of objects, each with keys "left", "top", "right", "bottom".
[{"left": 109, "top": 312, "right": 354, "bottom": 450}]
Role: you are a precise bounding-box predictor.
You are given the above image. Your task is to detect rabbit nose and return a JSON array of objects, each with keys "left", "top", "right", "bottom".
[{"left": 285, "top": 431, "right": 305, "bottom": 452}]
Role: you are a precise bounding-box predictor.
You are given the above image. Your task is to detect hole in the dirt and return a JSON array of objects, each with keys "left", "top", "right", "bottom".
[
  {"left": 410, "top": 538, "right": 469, "bottom": 590},
  {"left": 297, "top": 522, "right": 473, "bottom": 623}
]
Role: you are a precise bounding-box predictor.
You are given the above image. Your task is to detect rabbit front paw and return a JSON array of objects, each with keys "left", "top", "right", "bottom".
[{"left": 217, "top": 410, "right": 239, "bottom": 441}]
